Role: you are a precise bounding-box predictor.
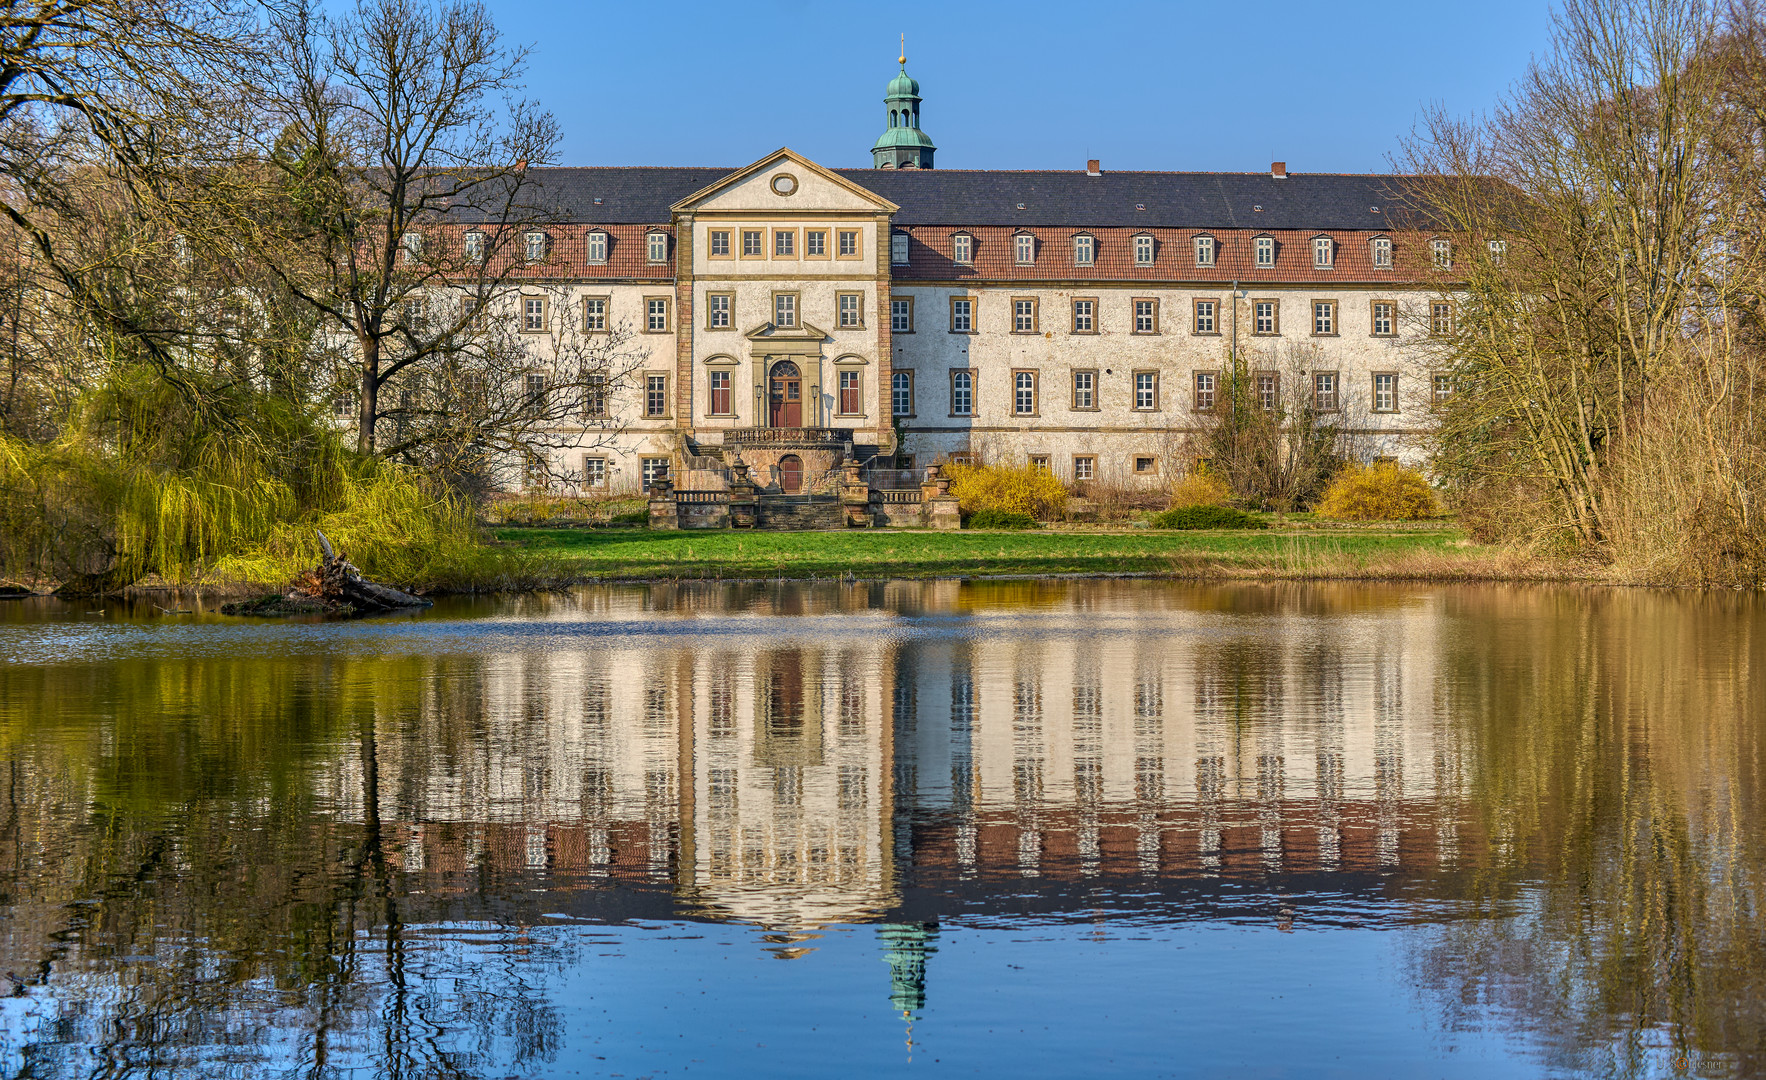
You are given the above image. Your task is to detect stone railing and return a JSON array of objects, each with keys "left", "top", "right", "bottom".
[{"left": 725, "top": 427, "right": 846, "bottom": 446}]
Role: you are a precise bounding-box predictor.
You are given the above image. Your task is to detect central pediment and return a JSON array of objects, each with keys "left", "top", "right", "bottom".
[{"left": 672, "top": 148, "right": 898, "bottom": 216}]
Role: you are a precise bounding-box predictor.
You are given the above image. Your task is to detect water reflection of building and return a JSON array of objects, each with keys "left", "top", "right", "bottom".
[{"left": 347, "top": 586, "right": 1464, "bottom": 909}]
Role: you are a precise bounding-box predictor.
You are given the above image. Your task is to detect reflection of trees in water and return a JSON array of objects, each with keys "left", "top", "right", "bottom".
[
  {"left": 1402, "top": 589, "right": 1766, "bottom": 1079},
  {"left": 0, "top": 654, "right": 569, "bottom": 1079}
]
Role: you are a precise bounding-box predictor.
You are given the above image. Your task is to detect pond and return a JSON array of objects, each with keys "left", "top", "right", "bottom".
[{"left": 0, "top": 581, "right": 1761, "bottom": 1078}]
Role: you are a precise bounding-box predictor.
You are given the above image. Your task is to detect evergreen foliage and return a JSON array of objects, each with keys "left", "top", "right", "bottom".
[
  {"left": 1148, "top": 505, "right": 1267, "bottom": 530},
  {"left": 965, "top": 508, "right": 1038, "bottom": 530}
]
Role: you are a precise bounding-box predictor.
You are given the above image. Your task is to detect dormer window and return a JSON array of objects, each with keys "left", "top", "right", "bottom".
[
  {"left": 1488, "top": 238, "right": 1506, "bottom": 265},
  {"left": 646, "top": 231, "right": 668, "bottom": 264},
  {"left": 586, "top": 230, "right": 608, "bottom": 265},
  {"left": 524, "top": 230, "right": 547, "bottom": 263},
  {"left": 1193, "top": 235, "right": 1215, "bottom": 267},
  {"left": 400, "top": 232, "right": 422, "bottom": 265},
  {"left": 891, "top": 232, "right": 910, "bottom": 265},
  {"left": 1014, "top": 233, "right": 1035, "bottom": 265},
  {"left": 1254, "top": 236, "right": 1275, "bottom": 267},
  {"left": 1072, "top": 234, "right": 1094, "bottom": 266},
  {"left": 952, "top": 233, "right": 973, "bottom": 265},
  {"left": 1133, "top": 234, "right": 1154, "bottom": 266},
  {"left": 1371, "top": 236, "right": 1392, "bottom": 269},
  {"left": 1431, "top": 238, "right": 1452, "bottom": 269},
  {"left": 463, "top": 231, "right": 485, "bottom": 263},
  {"left": 1313, "top": 236, "right": 1334, "bottom": 270}
]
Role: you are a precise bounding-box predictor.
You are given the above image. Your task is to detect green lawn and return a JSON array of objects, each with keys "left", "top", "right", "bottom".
[{"left": 494, "top": 524, "right": 1474, "bottom": 581}]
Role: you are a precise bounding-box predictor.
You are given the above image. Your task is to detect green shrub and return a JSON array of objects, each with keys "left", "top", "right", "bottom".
[
  {"left": 966, "top": 508, "right": 1039, "bottom": 530},
  {"left": 946, "top": 462, "right": 1067, "bottom": 520},
  {"left": 1148, "top": 505, "right": 1267, "bottom": 530},
  {"left": 1316, "top": 463, "right": 1440, "bottom": 521}
]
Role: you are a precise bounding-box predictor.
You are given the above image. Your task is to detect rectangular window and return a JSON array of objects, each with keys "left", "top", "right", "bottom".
[
  {"left": 1193, "top": 299, "right": 1217, "bottom": 334},
  {"left": 774, "top": 292, "right": 797, "bottom": 328},
  {"left": 1073, "top": 455, "right": 1095, "bottom": 481},
  {"left": 522, "top": 295, "right": 546, "bottom": 332},
  {"left": 1313, "top": 236, "right": 1334, "bottom": 269},
  {"left": 645, "top": 373, "right": 669, "bottom": 418},
  {"left": 1255, "top": 236, "right": 1275, "bottom": 267},
  {"left": 525, "top": 231, "right": 547, "bottom": 262},
  {"left": 1194, "top": 236, "right": 1215, "bottom": 266},
  {"left": 741, "top": 230, "right": 764, "bottom": 257},
  {"left": 1014, "top": 233, "right": 1035, "bottom": 265},
  {"left": 1133, "top": 298, "right": 1158, "bottom": 333},
  {"left": 463, "top": 231, "right": 484, "bottom": 262},
  {"left": 1431, "top": 238, "right": 1452, "bottom": 269},
  {"left": 1373, "top": 373, "right": 1398, "bottom": 413},
  {"left": 953, "top": 234, "right": 973, "bottom": 264},
  {"left": 950, "top": 296, "right": 973, "bottom": 333},
  {"left": 583, "top": 296, "right": 608, "bottom": 332},
  {"left": 1373, "top": 237, "right": 1392, "bottom": 268},
  {"left": 891, "top": 297, "right": 913, "bottom": 332},
  {"left": 1135, "top": 456, "right": 1157, "bottom": 475},
  {"left": 709, "top": 370, "right": 732, "bottom": 415},
  {"left": 1073, "top": 235, "right": 1094, "bottom": 266},
  {"left": 1072, "top": 369, "right": 1096, "bottom": 410},
  {"left": 708, "top": 230, "right": 731, "bottom": 258},
  {"left": 1072, "top": 298, "right": 1095, "bottom": 333},
  {"left": 1371, "top": 301, "right": 1395, "bottom": 336},
  {"left": 805, "top": 229, "right": 827, "bottom": 257},
  {"left": 1134, "top": 235, "right": 1154, "bottom": 265},
  {"left": 641, "top": 456, "right": 670, "bottom": 491},
  {"left": 1029, "top": 454, "right": 1050, "bottom": 472},
  {"left": 891, "top": 371, "right": 913, "bottom": 416},
  {"left": 1012, "top": 297, "right": 1038, "bottom": 333},
  {"left": 1135, "top": 371, "right": 1160, "bottom": 411},
  {"left": 1313, "top": 371, "right": 1339, "bottom": 411},
  {"left": 1254, "top": 300, "right": 1278, "bottom": 335},
  {"left": 583, "top": 371, "right": 607, "bottom": 418},
  {"left": 1488, "top": 238, "right": 1506, "bottom": 264},
  {"left": 706, "top": 292, "right": 731, "bottom": 329},
  {"left": 645, "top": 297, "right": 669, "bottom": 332},
  {"left": 586, "top": 231, "right": 608, "bottom": 264},
  {"left": 1013, "top": 370, "right": 1038, "bottom": 416},
  {"left": 837, "top": 292, "right": 864, "bottom": 328},
  {"left": 839, "top": 370, "right": 862, "bottom": 416},
  {"left": 1432, "top": 373, "right": 1454, "bottom": 403},
  {"left": 582, "top": 456, "right": 607, "bottom": 486},
  {"left": 1192, "top": 371, "right": 1215, "bottom": 411},
  {"left": 647, "top": 233, "right": 667, "bottom": 263},
  {"left": 524, "top": 373, "right": 547, "bottom": 409},
  {"left": 774, "top": 229, "right": 795, "bottom": 258},
  {"left": 1431, "top": 301, "right": 1454, "bottom": 335},
  {"left": 839, "top": 229, "right": 860, "bottom": 257},
  {"left": 950, "top": 369, "right": 974, "bottom": 416},
  {"left": 892, "top": 233, "right": 910, "bottom": 265},
  {"left": 1313, "top": 300, "right": 1336, "bottom": 335},
  {"left": 1256, "top": 372, "right": 1279, "bottom": 411}
]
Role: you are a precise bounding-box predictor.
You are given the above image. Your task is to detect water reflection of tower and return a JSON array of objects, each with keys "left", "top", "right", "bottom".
[{"left": 878, "top": 921, "right": 938, "bottom": 1014}]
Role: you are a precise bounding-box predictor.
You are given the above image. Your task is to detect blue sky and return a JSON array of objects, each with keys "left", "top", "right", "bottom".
[{"left": 489, "top": 0, "right": 1555, "bottom": 173}]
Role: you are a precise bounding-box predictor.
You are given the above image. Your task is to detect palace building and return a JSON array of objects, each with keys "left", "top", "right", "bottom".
[{"left": 497, "top": 57, "right": 1450, "bottom": 510}]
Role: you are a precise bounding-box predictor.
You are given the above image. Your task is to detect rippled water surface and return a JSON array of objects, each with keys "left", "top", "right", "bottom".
[{"left": 0, "top": 581, "right": 1762, "bottom": 1078}]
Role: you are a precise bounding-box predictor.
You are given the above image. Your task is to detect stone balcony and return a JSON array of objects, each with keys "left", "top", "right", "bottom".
[{"left": 723, "top": 427, "right": 850, "bottom": 448}]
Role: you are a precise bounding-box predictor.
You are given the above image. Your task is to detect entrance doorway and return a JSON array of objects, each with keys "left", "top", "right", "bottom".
[
  {"left": 769, "top": 360, "right": 802, "bottom": 427},
  {"left": 778, "top": 454, "right": 804, "bottom": 494}
]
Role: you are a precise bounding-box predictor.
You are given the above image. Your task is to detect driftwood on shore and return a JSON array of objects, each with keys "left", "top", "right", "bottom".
[{"left": 221, "top": 532, "right": 432, "bottom": 616}]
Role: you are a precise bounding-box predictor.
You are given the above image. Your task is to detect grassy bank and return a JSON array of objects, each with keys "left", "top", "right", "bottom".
[{"left": 492, "top": 524, "right": 1585, "bottom": 583}]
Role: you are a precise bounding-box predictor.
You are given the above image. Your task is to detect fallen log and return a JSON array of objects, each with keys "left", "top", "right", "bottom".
[{"left": 221, "top": 531, "right": 432, "bottom": 616}]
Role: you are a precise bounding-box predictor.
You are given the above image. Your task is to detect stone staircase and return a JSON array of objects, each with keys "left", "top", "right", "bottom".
[{"left": 754, "top": 496, "right": 846, "bottom": 531}]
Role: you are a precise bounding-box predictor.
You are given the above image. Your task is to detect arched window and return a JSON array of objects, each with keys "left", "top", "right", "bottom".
[{"left": 890, "top": 109, "right": 898, "bottom": 127}]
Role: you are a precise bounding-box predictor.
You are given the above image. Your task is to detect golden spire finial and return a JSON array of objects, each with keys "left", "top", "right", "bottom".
[{"left": 899, "top": 33, "right": 906, "bottom": 66}]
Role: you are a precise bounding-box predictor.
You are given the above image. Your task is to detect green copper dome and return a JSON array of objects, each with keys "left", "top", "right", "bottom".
[
  {"left": 886, "top": 70, "right": 920, "bottom": 100},
  {"left": 872, "top": 60, "right": 935, "bottom": 169}
]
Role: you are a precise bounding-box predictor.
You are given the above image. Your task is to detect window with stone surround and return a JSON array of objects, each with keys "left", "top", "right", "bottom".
[{"left": 1193, "top": 299, "right": 1217, "bottom": 334}]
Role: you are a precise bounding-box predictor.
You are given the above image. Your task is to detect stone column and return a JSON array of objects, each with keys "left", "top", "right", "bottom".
[
  {"left": 647, "top": 477, "right": 679, "bottom": 530},
  {"left": 728, "top": 457, "right": 757, "bottom": 529},
  {"left": 841, "top": 454, "right": 871, "bottom": 528},
  {"left": 924, "top": 464, "right": 960, "bottom": 530}
]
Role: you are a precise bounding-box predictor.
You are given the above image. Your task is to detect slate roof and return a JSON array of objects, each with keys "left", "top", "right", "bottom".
[{"left": 512, "top": 165, "right": 1429, "bottom": 231}]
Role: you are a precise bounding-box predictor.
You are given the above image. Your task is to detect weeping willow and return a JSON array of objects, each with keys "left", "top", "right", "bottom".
[{"left": 0, "top": 366, "right": 481, "bottom": 591}]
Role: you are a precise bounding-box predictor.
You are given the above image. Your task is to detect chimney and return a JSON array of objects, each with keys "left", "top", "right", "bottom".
[
  {"left": 1270, "top": 161, "right": 1287, "bottom": 179},
  {"left": 1086, "top": 159, "right": 1101, "bottom": 177}
]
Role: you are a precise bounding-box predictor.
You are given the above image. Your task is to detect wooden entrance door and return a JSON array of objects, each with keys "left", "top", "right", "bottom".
[
  {"left": 779, "top": 454, "right": 804, "bottom": 493},
  {"left": 769, "top": 361, "right": 802, "bottom": 427}
]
